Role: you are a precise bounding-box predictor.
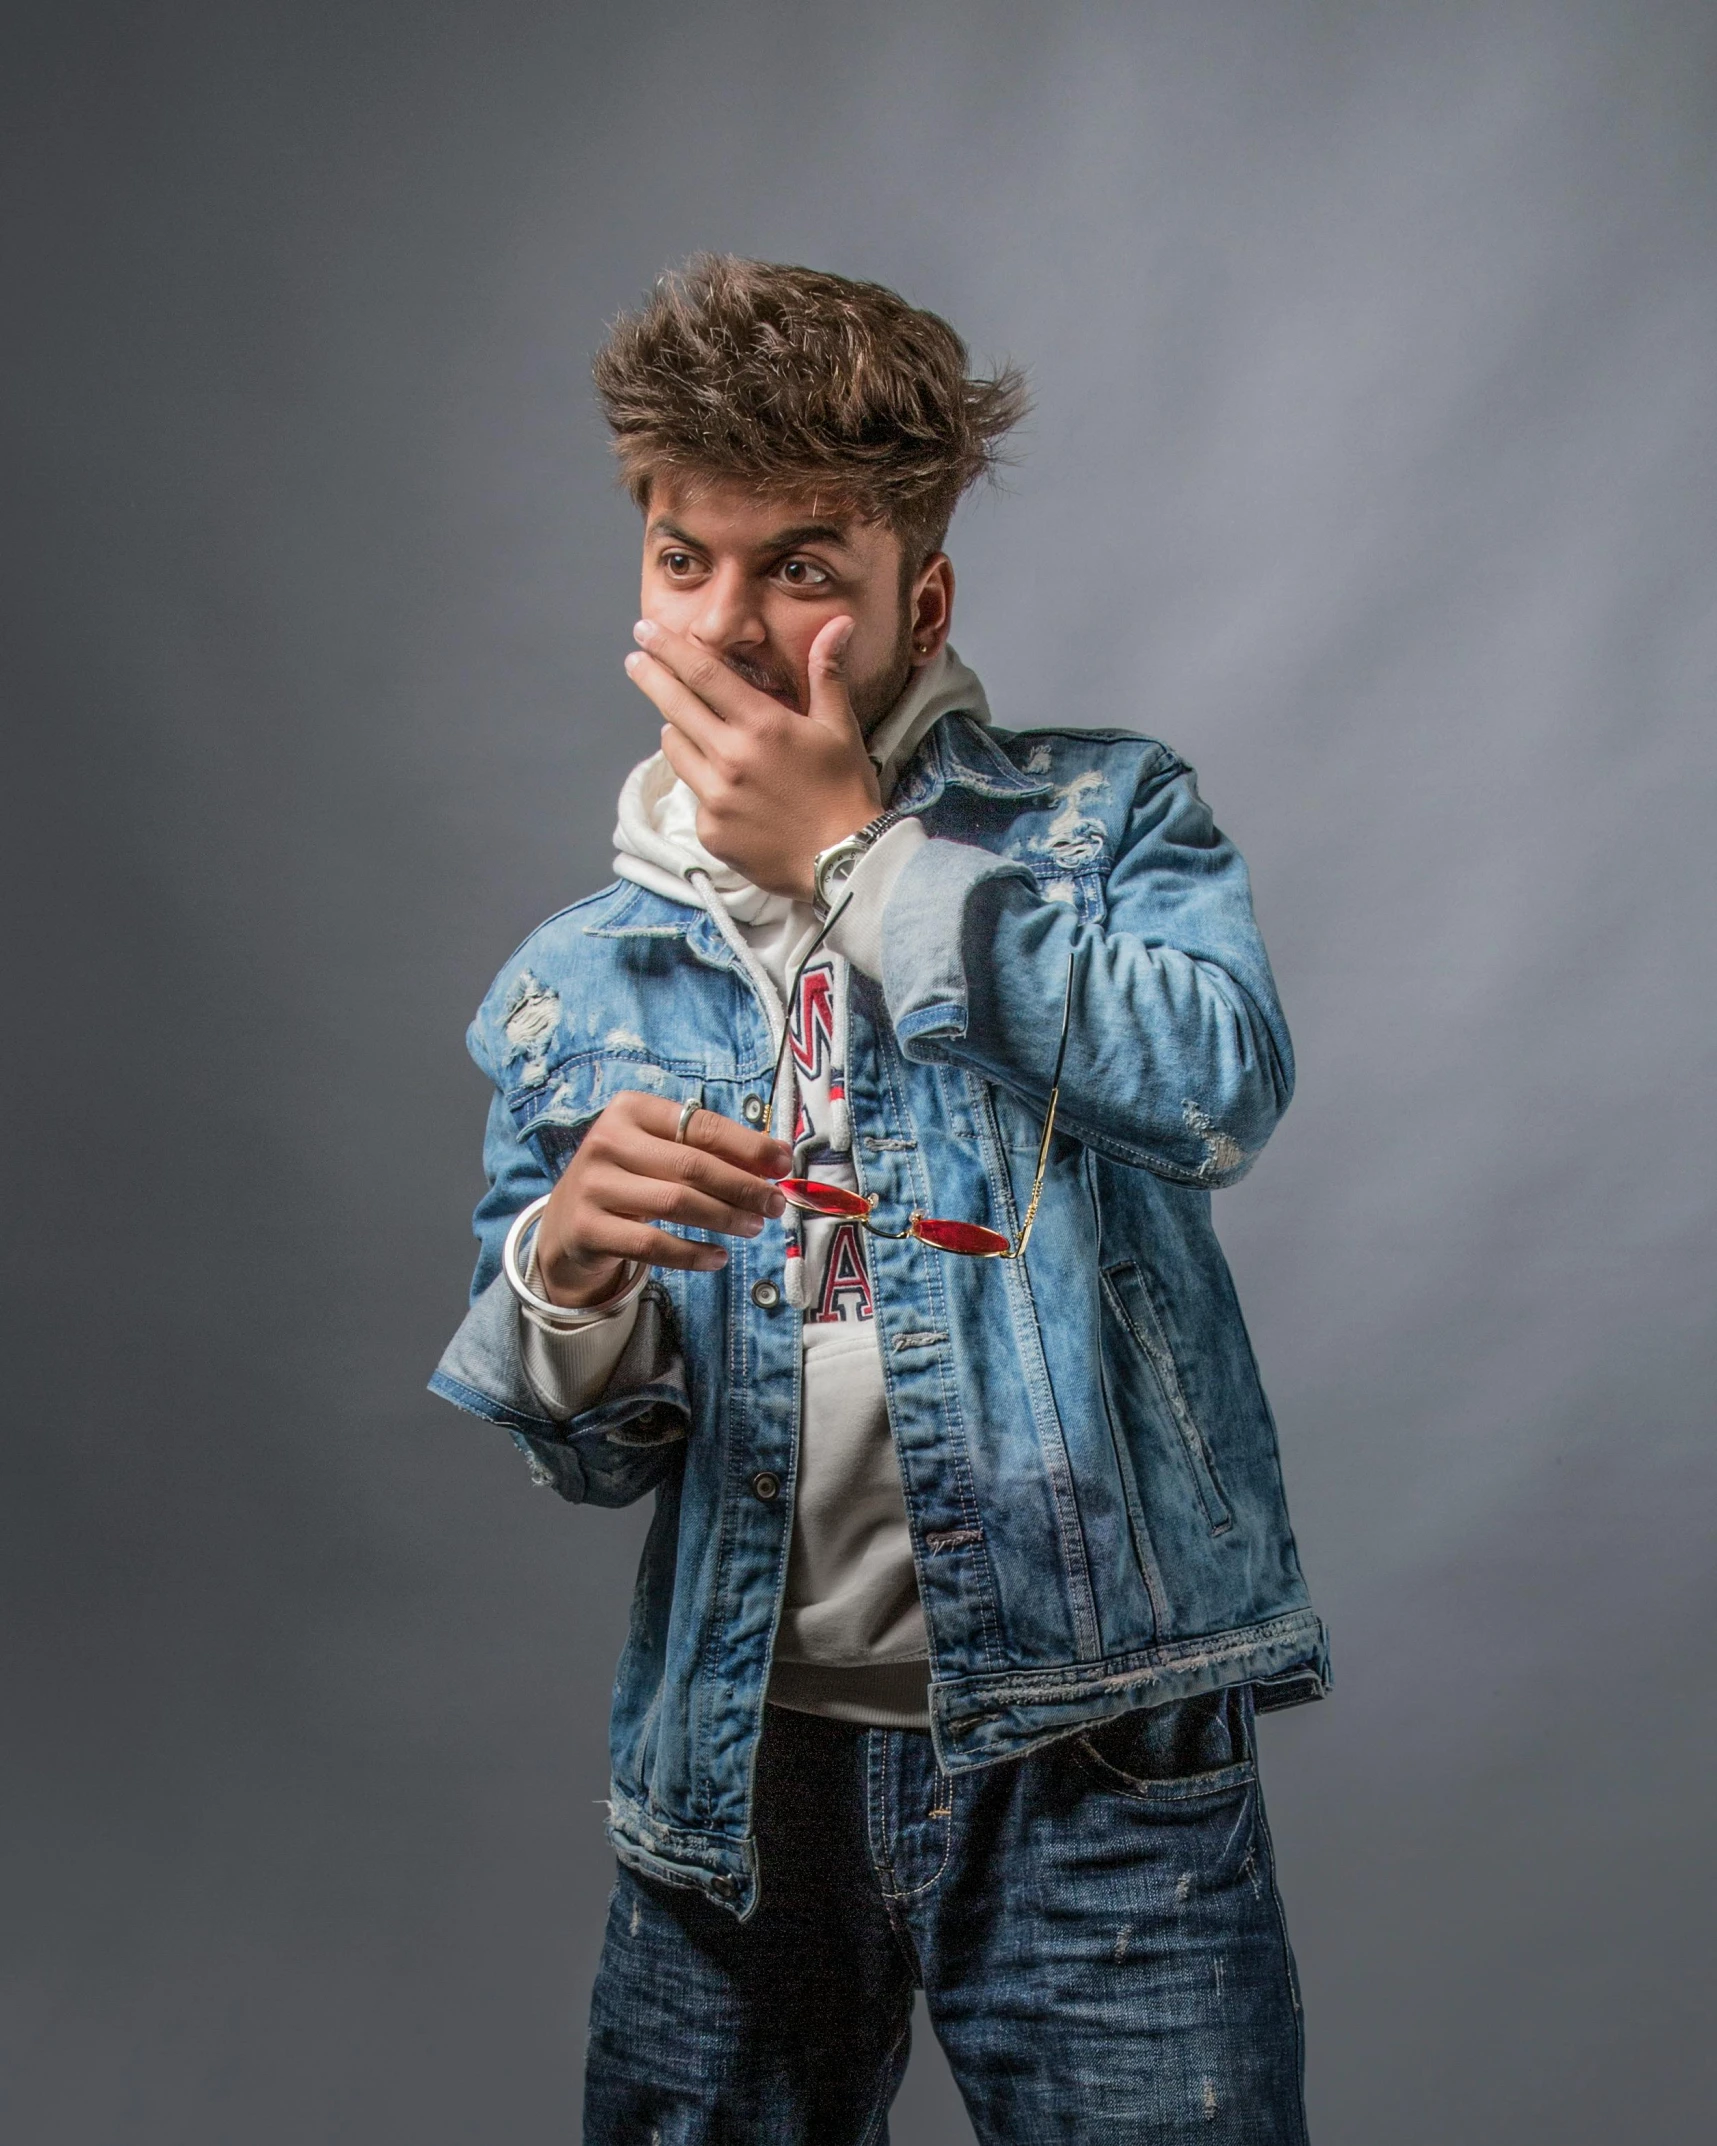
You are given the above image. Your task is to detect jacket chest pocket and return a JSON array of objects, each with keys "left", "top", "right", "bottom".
[
  {"left": 1025, "top": 856, "right": 1108, "bottom": 924},
  {"left": 510, "top": 1054, "right": 706, "bottom": 1176},
  {"left": 985, "top": 1073, "right": 1067, "bottom": 1159}
]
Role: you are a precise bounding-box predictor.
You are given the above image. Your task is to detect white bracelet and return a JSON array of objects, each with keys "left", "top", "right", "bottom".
[{"left": 501, "top": 1195, "right": 648, "bottom": 1329}]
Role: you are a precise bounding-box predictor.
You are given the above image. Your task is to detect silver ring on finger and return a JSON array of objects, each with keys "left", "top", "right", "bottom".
[{"left": 674, "top": 1098, "right": 698, "bottom": 1145}]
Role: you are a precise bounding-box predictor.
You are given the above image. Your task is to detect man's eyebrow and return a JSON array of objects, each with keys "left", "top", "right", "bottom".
[
  {"left": 759, "top": 521, "right": 856, "bottom": 551},
  {"left": 644, "top": 517, "right": 858, "bottom": 553}
]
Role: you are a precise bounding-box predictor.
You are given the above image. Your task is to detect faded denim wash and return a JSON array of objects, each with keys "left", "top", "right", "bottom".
[
  {"left": 584, "top": 1690, "right": 1307, "bottom": 2144},
  {"left": 431, "top": 715, "right": 1329, "bottom": 1917}
]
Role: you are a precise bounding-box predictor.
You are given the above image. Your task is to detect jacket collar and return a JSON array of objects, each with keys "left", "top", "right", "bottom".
[
  {"left": 893, "top": 712, "right": 1057, "bottom": 811},
  {"left": 583, "top": 880, "right": 753, "bottom": 971}
]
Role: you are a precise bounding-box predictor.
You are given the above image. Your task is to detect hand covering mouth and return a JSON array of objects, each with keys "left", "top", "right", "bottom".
[{"left": 612, "top": 643, "right": 991, "bottom": 927}]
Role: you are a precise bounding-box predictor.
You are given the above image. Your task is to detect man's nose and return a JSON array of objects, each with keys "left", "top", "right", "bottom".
[{"left": 689, "top": 564, "right": 766, "bottom": 651}]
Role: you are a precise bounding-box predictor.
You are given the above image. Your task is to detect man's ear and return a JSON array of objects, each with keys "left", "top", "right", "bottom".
[{"left": 909, "top": 552, "right": 955, "bottom": 659}]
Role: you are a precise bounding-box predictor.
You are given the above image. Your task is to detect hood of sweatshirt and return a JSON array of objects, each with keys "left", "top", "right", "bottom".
[{"left": 612, "top": 644, "right": 991, "bottom": 925}]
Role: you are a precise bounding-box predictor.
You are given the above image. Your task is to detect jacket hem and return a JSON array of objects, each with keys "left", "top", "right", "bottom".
[
  {"left": 928, "top": 1607, "right": 1331, "bottom": 1771},
  {"left": 601, "top": 1610, "right": 1331, "bottom": 1916},
  {"left": 606, "top": 1791, "right": 760, "bottom": 1919}
]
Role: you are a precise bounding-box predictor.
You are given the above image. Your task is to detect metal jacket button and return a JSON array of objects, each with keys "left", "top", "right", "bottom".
[
  {"left": 750, "top": 1470, "right": 781, "bottom": 1503},
  {"left": 750, "top": 1278, "right": 781, "bottom": 1310},
  {"left": 741, "top": 1094, "right": 765, "bottom": 1125}
]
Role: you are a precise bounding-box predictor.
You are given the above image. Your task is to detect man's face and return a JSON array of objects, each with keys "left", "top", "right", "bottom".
[{"left": 637, "top": 476, "right": 949, "bottom": 734}]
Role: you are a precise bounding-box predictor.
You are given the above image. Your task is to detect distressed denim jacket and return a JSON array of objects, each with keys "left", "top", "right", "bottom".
[{"left": 432, "top": 715, "right": 1328, "bottom": 1916}]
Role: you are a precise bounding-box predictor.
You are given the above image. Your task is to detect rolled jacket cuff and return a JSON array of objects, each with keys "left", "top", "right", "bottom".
[{"left": 876, "top": 834, "right": 1036, "bottom": 1052}]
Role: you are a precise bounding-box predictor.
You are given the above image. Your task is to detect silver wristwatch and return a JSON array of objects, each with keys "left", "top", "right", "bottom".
[{"left": 811, "top": 809, "right": 901, "bottom": 917}]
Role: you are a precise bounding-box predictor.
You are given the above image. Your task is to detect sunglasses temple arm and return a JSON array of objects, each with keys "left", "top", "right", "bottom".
[
  {"left": 1012, "top": 1090, "right": 1059, "bottom": 1258},
  {"left": 1012, "top": 947, "right": 1078, "bottom": 1259}
]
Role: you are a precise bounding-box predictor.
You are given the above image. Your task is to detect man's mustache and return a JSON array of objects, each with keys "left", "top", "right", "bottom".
[{"left": 722, "top": 651, "right": 802, "bottom": 709}]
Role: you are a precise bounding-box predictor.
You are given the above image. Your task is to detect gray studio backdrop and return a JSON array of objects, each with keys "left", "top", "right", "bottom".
[{"left": 5, "top": 3, "right": 1714, "bottom": 2140}]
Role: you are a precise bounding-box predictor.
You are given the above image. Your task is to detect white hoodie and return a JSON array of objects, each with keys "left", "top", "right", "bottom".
[{"left": 521, "top": 649, "right": 991, "bottom": 1730}]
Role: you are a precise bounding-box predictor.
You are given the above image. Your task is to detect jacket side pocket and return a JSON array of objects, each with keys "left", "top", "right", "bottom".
[{"left": 1100, "top": 1261, "right": 1233, "bottom": 1536}]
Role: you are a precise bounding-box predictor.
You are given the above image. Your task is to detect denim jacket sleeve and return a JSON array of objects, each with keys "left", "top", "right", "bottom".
[
  {"left": 879, "top": 749, "right": 1294, "bottom": 1185},
  {"left": 428, "top": 1064, "right": 691, "bottom": 1506}
]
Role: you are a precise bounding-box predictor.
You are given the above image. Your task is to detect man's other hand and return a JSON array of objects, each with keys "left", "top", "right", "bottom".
[
  {"left": 624, "top": 614, "right": 883, "bottom": 901},
  {"left": 532, "top": 1093, "right": 792, "bottom": 1309}
]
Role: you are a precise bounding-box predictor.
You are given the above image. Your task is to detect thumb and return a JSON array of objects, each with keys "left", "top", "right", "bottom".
[{"left": 807, "top": 615, "right": 858, "bottom": 729}]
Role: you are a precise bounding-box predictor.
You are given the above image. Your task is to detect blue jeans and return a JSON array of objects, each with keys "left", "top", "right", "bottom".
[{"left": 584, "top": 1689, "right": 1307, "bottom": 2143}]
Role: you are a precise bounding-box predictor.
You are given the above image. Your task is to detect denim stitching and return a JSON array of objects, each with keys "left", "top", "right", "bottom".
[
  {"left": 1070, "top": 1737, "right": 1258, "bottom": 1805},
  {"left": 1251, "top": 1776, "right": 1312, "bottom": 2145},
  {"left": 855, "top": 2009, "right": 916, "bottom": 2146},
  {"left": 865, "top": 1010, "right": 1006, "bottom": 1677},
  {"left": 972, "top": 1076, "right": 1101, "bottom": 1661}
]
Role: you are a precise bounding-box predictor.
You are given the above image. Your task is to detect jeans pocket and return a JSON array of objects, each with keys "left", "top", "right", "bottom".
[{"left": 1071, "top": 1684, "right": 1257, "bottom": 1803}]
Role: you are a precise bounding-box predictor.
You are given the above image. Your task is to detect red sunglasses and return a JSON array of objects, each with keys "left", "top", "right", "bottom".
[{"left": 765, "top": 909, "right": 1075, "bottom": 1261}]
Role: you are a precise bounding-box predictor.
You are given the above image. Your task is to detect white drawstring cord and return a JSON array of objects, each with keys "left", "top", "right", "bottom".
[{"left": 688, "top": 868, "right": 856, "bottom": 1310}]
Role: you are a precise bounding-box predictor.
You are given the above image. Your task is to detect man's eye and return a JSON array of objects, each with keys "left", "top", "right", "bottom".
[
  {"left": 778, "top": 559, "right": 831, "bottom": 587},
  {"left": 661, "top": 551, "right": 698, "bottom": 575}
]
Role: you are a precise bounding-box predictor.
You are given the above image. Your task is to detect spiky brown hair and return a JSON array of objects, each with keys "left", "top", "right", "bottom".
[{"left": 592, "top": 255, "right": 1028, "bottom": 559}]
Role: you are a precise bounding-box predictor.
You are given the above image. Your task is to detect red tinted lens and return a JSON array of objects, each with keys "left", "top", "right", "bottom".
[
  {"left": 911, "top": 1215, "right": 1011, "bottom": 1257},
  {"left": 774, "top": 1178, "right": 872, "bottom": 1218}
]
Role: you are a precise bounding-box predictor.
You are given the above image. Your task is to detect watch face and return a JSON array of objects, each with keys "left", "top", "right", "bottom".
[{"left": 814, "top": 836, "right": 861, "bottom": 907}]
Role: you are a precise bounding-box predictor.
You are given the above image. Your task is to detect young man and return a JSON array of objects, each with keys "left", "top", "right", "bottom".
[{"left": 432, "top": 256, "right": 1328, "bottom": 2144}]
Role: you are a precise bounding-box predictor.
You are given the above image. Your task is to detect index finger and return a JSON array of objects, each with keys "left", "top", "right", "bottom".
[
  {"left": 633, "top": 619, "right": 780, "bottom": 728},
  {"left": 624, "top": 647, "right": 730, "bottom": 758},
  {"left": 634, "top": 1096, "right": 792, "bottom": 1179}
]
